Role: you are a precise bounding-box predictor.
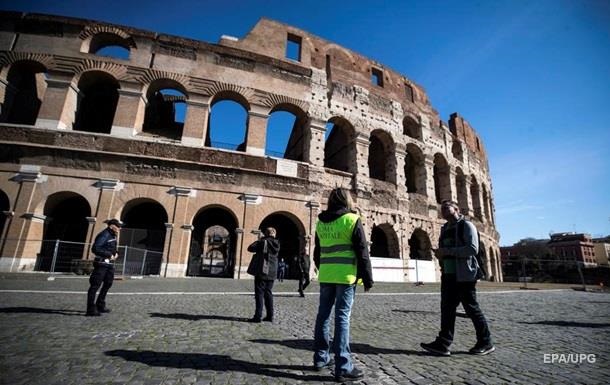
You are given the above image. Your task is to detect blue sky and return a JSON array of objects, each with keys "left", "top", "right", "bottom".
[{"left": 9, "top": 0, "right": 610, "bottom": 244}]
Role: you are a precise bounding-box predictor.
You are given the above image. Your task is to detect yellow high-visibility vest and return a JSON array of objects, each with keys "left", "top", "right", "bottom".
[{"left": 316, "top": 213, "right": 359, "bottom": 284}]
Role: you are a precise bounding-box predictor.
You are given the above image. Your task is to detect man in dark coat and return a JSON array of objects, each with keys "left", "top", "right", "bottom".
[
  {"left": 247, "top": 227, "right": 280, "bottom": 323},
  {"left": 86, "top": 219, "right": 121, "bottom": 316}
]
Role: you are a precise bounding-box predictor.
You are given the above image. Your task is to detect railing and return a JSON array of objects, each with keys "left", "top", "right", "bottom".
[{"left": 1, "top": 238, "right": 163, "bottom": 276}]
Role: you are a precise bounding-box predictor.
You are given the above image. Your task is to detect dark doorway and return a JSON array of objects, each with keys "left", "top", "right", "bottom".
[
  {"left": 120, "top": 200, "right": 168, "bottom": 275},
  {"left": 259, "top": 213, "right": 305, "bottom": 280},
  {"left": 73, "top": 71, "right": 119, "bottom": 134},
  {"left": 1, "top": 60, "right": 46, "bottom": 125},
  {"left": 188, "top": 206, "right": 238, "bottom": 278},
  {"left": 408, "top": 229, "right": 433, "bottom": 260},
  {"left": 38, "top": 193, "right": 91, "bottom": 272}
]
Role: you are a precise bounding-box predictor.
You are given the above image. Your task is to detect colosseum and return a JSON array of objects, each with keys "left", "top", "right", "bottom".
[{"left": 0, "top": 11, "right": 502, "bottom": 282}]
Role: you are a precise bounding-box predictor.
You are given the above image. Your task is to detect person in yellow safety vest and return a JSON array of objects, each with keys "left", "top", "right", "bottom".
[{"left": 312, "top": 188, "right": 373, "bottom": 382}]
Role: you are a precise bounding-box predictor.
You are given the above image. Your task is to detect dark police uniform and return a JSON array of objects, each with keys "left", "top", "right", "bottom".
[{"left": 86, "top": 226, "right": 118, "bottom": 316}]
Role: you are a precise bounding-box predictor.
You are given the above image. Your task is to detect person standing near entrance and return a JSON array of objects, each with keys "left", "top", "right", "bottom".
[
  {"left": 86, "top": 219, "right": 121, "bottom": 316},
  {"left": 247, "top": 227, "right": 280, "bottom": 323},
  {"left": 297, "top": 252, "right": 310, "bottom": 297},
  {"left": 312, "top": 188, "right": 373, "bottom": 382},
  {"left": 420, "top": 200, "right": 494, "bottom": 356}
]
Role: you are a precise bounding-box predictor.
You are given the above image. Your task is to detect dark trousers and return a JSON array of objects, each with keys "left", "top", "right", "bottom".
[
  {"left": 254, "top": 277, "right": 274, "bottom": 320},
  {"left": 87, "top": 264, "right": 114, "bottom": 312},
  {"left": 298, "top": 273, "right": 310, "bottom": 294},
  {"left": 437, "top": 274, "right": 491, "bottom": 347}
]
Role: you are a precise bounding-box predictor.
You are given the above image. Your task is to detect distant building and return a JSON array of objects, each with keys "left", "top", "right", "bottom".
[
  {"left": 547, "top": 233, "right": 596, "bottom": 267},
  {"left": 592, "top": 237, "right": 610, "bottom": 267}
]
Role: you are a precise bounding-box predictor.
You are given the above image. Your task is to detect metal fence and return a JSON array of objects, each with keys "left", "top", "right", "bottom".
[{"left": 1, "top": 238, "right": 163, "bottom": 276}]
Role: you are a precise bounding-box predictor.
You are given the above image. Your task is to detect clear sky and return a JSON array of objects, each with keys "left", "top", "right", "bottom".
[{"left": 7, "top": 0, "right": 610, "bottom": 245}]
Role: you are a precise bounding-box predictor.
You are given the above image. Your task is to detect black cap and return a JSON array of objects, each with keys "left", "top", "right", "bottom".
[{"left": 105, "top": 219, "right": 122, "bottom": 227}]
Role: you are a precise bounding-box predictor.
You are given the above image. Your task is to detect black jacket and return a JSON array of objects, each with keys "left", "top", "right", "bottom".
[
  {"left": 91, "top": 228, "right": 118, "bottom": 265},
  {"left": 313, "top": 208, "right": 373, "bottom": 289},
  {"left": 247, "top": 236, "right": 280, "bottom": 280}
]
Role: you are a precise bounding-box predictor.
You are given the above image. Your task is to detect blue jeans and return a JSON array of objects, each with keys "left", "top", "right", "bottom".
[{"left": 313, "top": 283, "right": 356, "bottom": 375}]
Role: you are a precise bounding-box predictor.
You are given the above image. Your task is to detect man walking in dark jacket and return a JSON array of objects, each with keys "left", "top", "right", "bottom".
[
  {"left": 312, "top": 188, "right": 373, "bottom": 382},
  {"left": 247, "top": 227, "right": 280, "bottom": 323},
  {"left": 420, "top": 200, "right": 494, "bottom": 356},
  {"left": 86, "top": 219, "right": 121, "bottom": 316}
]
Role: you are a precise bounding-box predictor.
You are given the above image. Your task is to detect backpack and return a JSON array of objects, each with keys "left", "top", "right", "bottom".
[{"left": 457, "top": 220, "right": 487, "bottom": 281}]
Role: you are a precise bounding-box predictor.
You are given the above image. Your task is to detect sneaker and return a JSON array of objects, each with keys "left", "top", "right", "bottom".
[
  {"left": 420, "top": 341, "right": 450, "bottom": 356},
  {"left": 86, "top": 310, "right": 101, "bottom": 317},
  {"left": 313, "top": 358, "right": 334, "bottom": 372},
  {"left": 469, "top": 343, "right": 495, "bottom": 355},
  {"left": 97, "top": 307, "right": 111, "bottom": 313},
  {"left": 247, "top": 317, "right": 261, "bottom": 323},
  {"left": 335, "top": 367, "right": 364, "bottom": 382}
]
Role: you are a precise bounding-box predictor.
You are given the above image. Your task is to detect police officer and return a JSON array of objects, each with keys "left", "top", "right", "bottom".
[
  {"left": 86, "top": 219, "right": 121, "bottom": 316},
  {"left": 312, "top": 188, "right": 373, "bottom": 382}
]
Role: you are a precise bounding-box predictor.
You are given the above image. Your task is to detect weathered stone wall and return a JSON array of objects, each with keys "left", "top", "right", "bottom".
[{"left": 0, "top": 12, "right": 502, "bottom": 281}]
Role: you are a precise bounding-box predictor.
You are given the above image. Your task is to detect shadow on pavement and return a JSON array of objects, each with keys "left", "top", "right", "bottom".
[
  {"left": 105, "top": 349, "right": 331, "bottom": 382},
  {"left": 149, "top": 312, "right": 249, "bottom": 322},
  {"left": 519, "top": 320, "right": 610, "bottom": 328},
  {"left": 392, "top": 309, "right": 437, "bottom": 315},
  {"left": 0, "top": 307, "right": 84, "bottom": 316},
  {"left": 250, "top": 338, "right": 426, "bottom": 356}
]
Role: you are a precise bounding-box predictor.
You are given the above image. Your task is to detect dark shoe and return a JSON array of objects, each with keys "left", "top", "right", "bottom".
[
  {"left": 469, "top": 342, "right": 495, "bottom": 355},
  {"left": 248, "top": 317, "right": 261, "bottom": 323},
  {"left": 420, "top": 341, "right": 450, "bottom": 356},
  {"left": 262, "top": 316, "right": 273, "bottom": 322},
  {"left": 313, "top": 358, "right": 334, "bottom": 372},
  {"left": 335, "top": 367, "right": 364, "bottom": 382},
  {"left": 86, "top": 310, "right": 101, "bottom": 317},
  {"left": 97, "top": 307, "right": 111, "bottom": 313},
  {"left": 299, "top": 291, "right": 305, "bottom": 297}
]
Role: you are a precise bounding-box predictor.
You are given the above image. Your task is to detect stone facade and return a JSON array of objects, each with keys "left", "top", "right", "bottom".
[{"left": 0, "top": 12, "right": 501, "bottom": 281}]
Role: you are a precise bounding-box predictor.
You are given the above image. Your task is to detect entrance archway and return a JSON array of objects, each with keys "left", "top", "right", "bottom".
[
  {"left": 120, "top": 199, "right": 168, "bottom": 275},
  {"left": 259, "top": 212, "right": 305, "bottom": 280},
  {"left": 370, "top": 223, "right": 399, "bottom": 258},
  {"left": 39, "top": 192, "right": 91, "bottom": 272},
  {"left": 188, "top": 206, "right": 238, "bottom": 277},
  {"left": 408, "top": 229, "right": 433, "bottom": 260}
]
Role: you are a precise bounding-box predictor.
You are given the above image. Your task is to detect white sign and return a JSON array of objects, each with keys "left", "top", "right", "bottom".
[{"left": 276, "top": 159, "right": 298, "bottom": 177}]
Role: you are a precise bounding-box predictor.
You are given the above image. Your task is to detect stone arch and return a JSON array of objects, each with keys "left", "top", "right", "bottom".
[
  {"left": 79, "top": 25, "right": 136, "bottom": 53},
  {"left": 38, "top": 192, "right": 91, "bottom": 272},
  {"left": 368, "top": 129, "right": 395, "bottom": 183},
  {"left": 324, "top": 116, "right": 356, "bottom": 174},
  {"left": 452, "top": 140, "right": 463, "bottom": 161},
  {"left": 408, "top": 228, "right": 433, "bottom": 260},
  {"left": 455, "top": 167, "right": 469, "bottom": 214},
  {"left": 433, "top": 153, "right": 451, "bottom": 204},
  {"left": 470, "top": 176, "right": 483, "bottom": 220},
  {"left": 259, "top": 211, "right": 306, "bottom": 279},
  {"left": 142, "top": 78, "right": 188, "bottom": 140},
  {"left": 73, "top": 70, "right": 120, "bottom": 134},
  {"left": 405, "top": 143, "right": 426, "bottom": 194},
  {"left": 403, "top": 115, "right": 422, "bottom": 140},
  {"left": 120, "top": 198, "right": 169, "bottom": 275},
  {"left": 0, "top": 60, "right": 47, "bottom": 125},
  {"left": 83, "top": 32, "right": 133, "bottom": 60},
  {"left": 188, "top": 205, "right": 239, "bottom": 278},
  {"left": 370, "top": 223, "right": 400, "bottom": 258},
  {"left": 206, "top": 90, "right": 250, "bottom": 152},
  {"left": 266, "top": 102, "right": 308, "bottom": 161}
]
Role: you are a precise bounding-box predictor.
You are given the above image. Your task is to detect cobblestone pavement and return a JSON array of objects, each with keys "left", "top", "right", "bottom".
[{"left": 0, "top": 274, "right": 609, "bottom": 384}]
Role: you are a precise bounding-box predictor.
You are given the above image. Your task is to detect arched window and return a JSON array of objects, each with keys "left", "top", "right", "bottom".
[
  {"left": 266, "top": 104, "right": 307, "bottom": 161},
  {"left": 433, "top": 153, "right": 451, "bottom": 204},
  {"left": 324, "top": 117, "right": 356, "bottom": 173},
  {"left": 206, "top": 94, "right": 248, "bottom": 152},
  {"left": 370, "top": 224, "right": 399, "bottom": 258},
  {"left": 1, "top": 60, "right": 47, "bottom": 125},
  {"left": 408, "top": 229, "right": 433, "bottom": 260},
  {"left": 86, "top": 32, "right": 133, "bottom": 60},
  {"left": 405, "top": 143, "right": 426, "bottom": 194},
  {"left": 73, "top": 71, "right": 119, "bottom": 134},
  {"left": 403, "top": 115, "right": 422, "bottom": 140},
  {"left": 368, "top": 130, "right": 395, "bottom": 183},
  {"left": 142, "top": 80, "right": 187, "bottom": 141}
]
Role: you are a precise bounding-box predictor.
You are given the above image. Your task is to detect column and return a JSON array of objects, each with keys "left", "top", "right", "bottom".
[
  {"left": 462, "top": 174, "right": 474, "bottom": 218},
  {"left": 162, "top": 186, "right": 196, "bottom": 277},
  {"left": 35, "top": 71, "right": 78, "bottom": 130},
  {"left": 0, "top": 165, "right": 47, "bottom": 272},
  {"left": 304, "top": 118, "right": 326, "bottom": 167},
  {"left": 395, "top": 143, "right": 407, "bottom": 189},
  {"left": 354, "top": 132, "right": 371, "bottom": 192},
  {"left": 81, "top": 217, "right": 96, "bottom": 260},
  {"left": 181, "top": 93, "right": 210, "bottom": 147},
  {"left": 245, "top": 104, "right": 269, "bottom": 156},
  {"left": 449, "top": 168, "right": 458, "bottom": 203},
  {"left": 90, "top": 179, "right": 124, "bottom": 242},
  {"left": 235, "top": 193, "right": 262, "bottom": 279},
  {"left": 424, "top": 157, "right": 436, "bottom": 212},
  {"left": 110, "top": 82, "right": 146, "bottom": 138}
]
